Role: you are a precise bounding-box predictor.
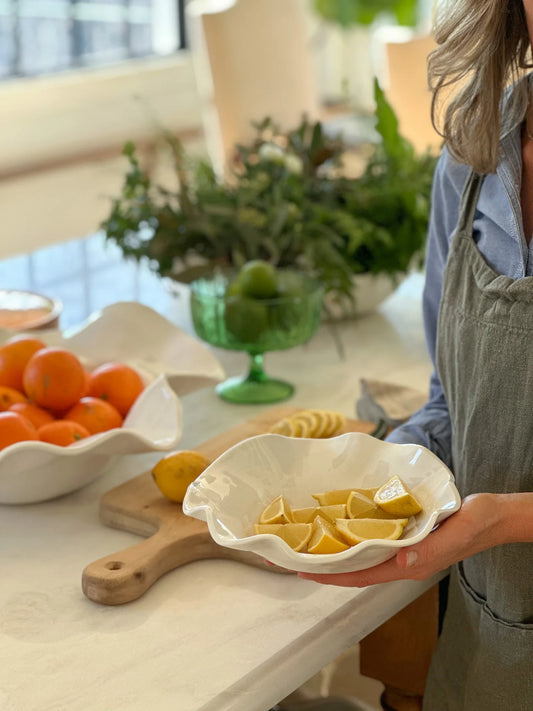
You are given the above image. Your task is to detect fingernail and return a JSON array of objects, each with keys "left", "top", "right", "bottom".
[{"left": 405, "top": 551, "right": 418, "bottom": 567}]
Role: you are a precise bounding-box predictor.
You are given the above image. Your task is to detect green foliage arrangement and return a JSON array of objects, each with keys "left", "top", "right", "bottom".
[{"left": 101, "top": 81, "right": 437, "bottom": 313}]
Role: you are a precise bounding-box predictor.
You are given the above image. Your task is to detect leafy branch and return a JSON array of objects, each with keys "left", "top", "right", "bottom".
[{"left": 101, "top": 81, "right": 437, "bottom": 312}]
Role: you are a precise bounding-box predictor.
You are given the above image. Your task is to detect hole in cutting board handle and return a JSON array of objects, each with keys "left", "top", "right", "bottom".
[{"left": 105, "top": 561, "right": 124, "bottom": 571}]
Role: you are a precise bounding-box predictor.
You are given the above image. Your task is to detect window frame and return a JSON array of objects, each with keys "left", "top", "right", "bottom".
[{"left": 1, "top": 0, "right": 188, "bottom": 79}]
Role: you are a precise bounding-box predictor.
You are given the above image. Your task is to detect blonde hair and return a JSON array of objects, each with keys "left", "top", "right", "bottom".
[{"left": 428, "top": 0, "right": 532, "bottom": 174}]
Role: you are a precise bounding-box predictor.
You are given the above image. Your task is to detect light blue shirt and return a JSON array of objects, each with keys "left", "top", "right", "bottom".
[{"left": 387, "top": 122, "right": 532, "bottom": 466}]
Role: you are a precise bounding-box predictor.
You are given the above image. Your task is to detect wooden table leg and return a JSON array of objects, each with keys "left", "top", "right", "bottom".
[{"left": 359, "top": 584, "right": 439, "bottom": 711}]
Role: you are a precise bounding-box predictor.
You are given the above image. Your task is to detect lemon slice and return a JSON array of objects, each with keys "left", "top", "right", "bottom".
[
  {"left": 269, "top": 417, "right": 296, "bottom": 436},
  {"left": 304, "top": 409, "right": 346, "bottom": 437},
  {"left": 346, "top": 491, "right": 380, "bottom": 519},
  {"left": 258, "top": 494, "right": 294, "bottom": 524},
  {"left": 324, "top": 411, "right": 347, "bottom": 437},
  {"left": 290, "top": 417, "right": 307, "bottom": 437},
  {"left": 335, "top": 517, "right": 409, "bottom": 545},
  {"left": 309, "top": 409, "right": 333, "bottom": 438},
  {"left": 307, "top": 516, "right": 351, "bottom": 554},
  {"left": 291, "top": 411, "right": 320, "bottom": 437},
  {"left": 374, "top": 475, "right": 423, "bottom": 517}
]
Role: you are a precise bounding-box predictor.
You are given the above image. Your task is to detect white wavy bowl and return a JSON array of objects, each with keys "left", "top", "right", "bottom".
[
  {"left": 183, "top": 432, "right": 461, "bottom": 574},
  {"left": 32, "top": 301, "right": 226, "bottom": 397},
  {"left": 0, "top": 301, "right": 226, "bottom": 505},
  {"left": 0, "top": 374, "right": 182, "bottom": 505}
]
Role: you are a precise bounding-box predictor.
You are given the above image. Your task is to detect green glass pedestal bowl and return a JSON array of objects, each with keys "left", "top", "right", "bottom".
[{"left": 190, "top": 269, "right": 324, "bottom": 404}]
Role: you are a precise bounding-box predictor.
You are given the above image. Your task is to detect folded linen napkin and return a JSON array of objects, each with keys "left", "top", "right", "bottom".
[{"left": 356, "top": 377, "right": 428, "bottom": 428}]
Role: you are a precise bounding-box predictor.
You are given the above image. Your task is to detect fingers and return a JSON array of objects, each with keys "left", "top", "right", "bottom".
[
  {"left": 298, "top": 538, "right": 445, "bottom": 587},
  {"left": 395, "top": 514, "right": 462, "bottom": 576},
  {"left": 296, "top": 508, "right": 471, "bottom": 588},
  {"left": 297, "top": 555, "right": 407, "bottom": 587}
]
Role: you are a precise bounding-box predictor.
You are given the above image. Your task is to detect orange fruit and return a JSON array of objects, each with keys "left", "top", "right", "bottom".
[
  {"left": 38, "top": 420, "right": 91, "bottom": 447},
  {"left": 82, "top": 370, "right": 91, "bottom": 397},
  {"left": 9, "top": 402, "right": 54, "bottom": 429},
  {"left": 0, "top": 336, "right": 46, "bottom": 391},
  {"left": 23, "top": 347, "right": 86, "bottom": 412},
  {"left": 87, "top": 362, "right": 145, "bottom": 417},
  {"left": 64, "top": 396, "right": 123, "bottom": 434},
  {"left": 0, "top": 385, "right": 27, "bottom": 411},
  {"left": 0, "top": 411, "right": 38, "bottom": 450}
]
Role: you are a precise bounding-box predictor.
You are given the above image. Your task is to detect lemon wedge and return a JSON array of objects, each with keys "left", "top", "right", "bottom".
[
  {"left": 356, "top": 487, "right": 379, "bottom": 499},
  {"left": 307, "top": 516, "right": 350, "bottom": 554},
  {"left": 374, "top": 475, "right": 423, "bottom": 517},
  {"left": 254, "top": 523, "right": 283, "bottom": 535},
  {"left": 258, "top": 494, "right": 294, "bottom": 524},
  {"left": 254, "top": 522, "right": 312, "bottom": 551},
  {"left": 311, "top": 488, "right": 352, "bottom": 506},
  {"left": 278, "top": 523, "right": 312, "bottom": 551},
  {"left": 346, "top": 491, "right": 380, "bottom": 519},
  {"left": 316, "top": 504, "right": 347, "bottom": 524},
  {"left": 335, "top": 517, "right": 409, "bottom": 545},
  {"left": 291, "top": 504, "right": 347, "bottom": 524},
  {"left": 291, "top": 506, "right": 317, "bottom": 523}
]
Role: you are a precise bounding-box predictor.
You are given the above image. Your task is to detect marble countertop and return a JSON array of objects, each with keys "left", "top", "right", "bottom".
[{"left": 0, "top": 274, "right": 436, "bottom": 711}]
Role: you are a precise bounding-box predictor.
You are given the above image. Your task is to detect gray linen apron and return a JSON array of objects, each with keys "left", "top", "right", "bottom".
[{"left": 422, "top": 170, "right": 533, "bottom": 710}]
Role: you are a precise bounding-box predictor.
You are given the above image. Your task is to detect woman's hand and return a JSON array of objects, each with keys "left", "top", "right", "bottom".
[{"left": 298, "top": 493, "right": 504, "bottom": 587}]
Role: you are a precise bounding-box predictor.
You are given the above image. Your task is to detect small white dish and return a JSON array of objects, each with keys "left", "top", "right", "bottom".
[
  {"left": 183, "top": 432, "right": 461, "bottom": 574},
  {"left": 0, "top": 288, "right": 62, "bottom": 330},
  {"left": 0, "top": 302, "right": 225, "bottom": 504}
]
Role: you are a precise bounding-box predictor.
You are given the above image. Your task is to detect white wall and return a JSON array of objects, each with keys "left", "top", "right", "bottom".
[{"left": 0, "top": 56, "right": 203, "bottom": 259}]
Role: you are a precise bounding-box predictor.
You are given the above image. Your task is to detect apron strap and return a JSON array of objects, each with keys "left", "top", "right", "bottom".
[{"left": 456, "top": 170, "right": 485, "bottom": 235}]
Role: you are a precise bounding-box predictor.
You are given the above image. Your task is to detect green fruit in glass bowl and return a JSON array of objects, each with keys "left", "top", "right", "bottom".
[
  {"left": 237, "top": 260, "right": 278, "bottom": 299},
  {"left": 224, "top": 295, "right": 269, "bottom": 344}
]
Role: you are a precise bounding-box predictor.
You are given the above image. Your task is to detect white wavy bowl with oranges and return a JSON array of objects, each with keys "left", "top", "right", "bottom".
[{"left": 0, "top": 302, "right": 225, "bottom": 504}]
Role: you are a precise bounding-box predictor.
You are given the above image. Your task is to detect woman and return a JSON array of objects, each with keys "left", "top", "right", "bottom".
[{"left": 299, "top": 2, "right": 533, "bottom": 709}]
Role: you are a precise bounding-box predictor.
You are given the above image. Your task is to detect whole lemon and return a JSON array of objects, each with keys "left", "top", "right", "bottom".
[{"left": 151, "top": 450, "right": 211, "bottom": 503}]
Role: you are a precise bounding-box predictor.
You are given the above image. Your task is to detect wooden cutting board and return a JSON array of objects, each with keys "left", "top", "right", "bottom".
[{"left": 82, "top": 406, "right": 376, "bottom": 605}]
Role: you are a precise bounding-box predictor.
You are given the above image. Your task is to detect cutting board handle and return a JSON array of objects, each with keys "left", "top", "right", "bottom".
[
  {"left": 82, "top": 523, "right": 215, "bottom": 605},
  {"left": 82, "top": 521, "right": 291, "bottom": 605}
]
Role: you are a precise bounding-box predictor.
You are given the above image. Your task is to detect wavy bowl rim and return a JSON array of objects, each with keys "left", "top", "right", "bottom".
[{"left": 0, "top": 373, "right": 183, "bottom": 462}]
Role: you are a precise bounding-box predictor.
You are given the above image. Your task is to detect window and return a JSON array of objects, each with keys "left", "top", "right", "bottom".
[
  {"left": 0, "top": 0, "right": 187, "bottom": 79},
  {"left": 0, "top": 232, "right": 176, "bottom": 329}
]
